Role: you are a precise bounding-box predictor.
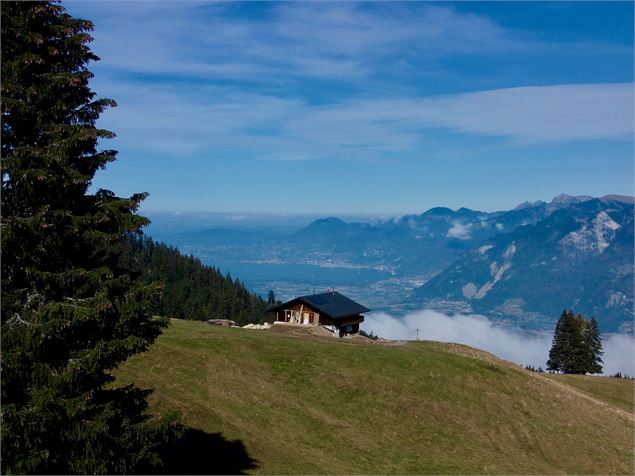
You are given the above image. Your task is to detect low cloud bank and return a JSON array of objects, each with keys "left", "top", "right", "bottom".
[
  {"left": 602, "top": 333, "right": 635, "bottom": 376},
  {"left": 364, "top": 309, "right": 634, "bottom": 376}
]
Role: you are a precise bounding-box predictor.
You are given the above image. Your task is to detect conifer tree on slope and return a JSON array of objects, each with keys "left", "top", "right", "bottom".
[
  {"left": 267, "top": 290, "right": 276, "bottom": 307},
  {"left": 1, "top": 2, "right": 181, "bottom": 473},
  {"left": 547, "top": 310, "right": 571, "bottom": 372},
  {"left": 583, "top": 317, "right": 604, "bottom": 374},
  {"left": 547, "top": 310, "right": 603, "bottom": 374}
]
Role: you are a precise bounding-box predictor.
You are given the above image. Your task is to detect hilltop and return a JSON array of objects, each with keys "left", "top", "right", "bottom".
[{"left": 115, "top": 320, "right": 634, "bottom": 474}]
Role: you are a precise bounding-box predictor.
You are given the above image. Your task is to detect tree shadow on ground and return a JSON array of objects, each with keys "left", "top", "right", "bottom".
[{"left": 148, "top": 428, "right": 259, "bottom": 475}]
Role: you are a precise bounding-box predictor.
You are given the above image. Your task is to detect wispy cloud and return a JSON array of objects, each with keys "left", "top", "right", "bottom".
[
  {"left": 78, "top": 1, "right": 631, "bottom": 84},
  {"left": 67, "top": 1, "right": 633, "bottom": 163},
  {"left": 79, "top": 2, "right": 545, "bottom": 81},
  {"left": 364, "top": 310, "right": 635, "bottom": 376},
  {"left": 415, "top": 83, "right": 634, "bottom": 143},
  {"left": 96, "top": 80, "right": 633, "bottom": 161}
]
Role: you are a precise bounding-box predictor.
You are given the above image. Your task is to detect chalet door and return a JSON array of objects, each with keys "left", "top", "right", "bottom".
[{"left": 303, "top": 313, "right": 309, "bottom": 324}]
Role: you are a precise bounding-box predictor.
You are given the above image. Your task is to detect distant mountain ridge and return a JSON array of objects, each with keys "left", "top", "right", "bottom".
[
  {"left": 414, "top": 197, "right": 634, "bottom": 332},
  {"left": 281, "top": 193, "right": 622, "bottom": 276},
  {"left": 150, "top": 194, "right": 634, "bottom": 332}
]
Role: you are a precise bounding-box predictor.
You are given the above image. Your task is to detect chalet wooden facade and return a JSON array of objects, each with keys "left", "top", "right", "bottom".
[{"left": 268, "top": 291, "right": 370, "bottom": 337}]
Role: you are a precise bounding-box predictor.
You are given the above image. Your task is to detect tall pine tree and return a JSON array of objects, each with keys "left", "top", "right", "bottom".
[
  {"left": 1, "top": 2, "right": 181, "bottom": 473},
  {"left": 547, "top": 310, "right": 571, "bottom": 372},
  {"left": 547, "top": 310, "right": 603, "bottom": 375},
  {"left": 583, "top": 317, "right": 604, "bottom": 374},
  {"left": 267, "top": 290, "right": 276, "bottom": 308}
]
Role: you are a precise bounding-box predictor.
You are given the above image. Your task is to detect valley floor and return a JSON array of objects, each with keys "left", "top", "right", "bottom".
[{"left": 115, "top": 320, "right": 634, "bottom": 475}]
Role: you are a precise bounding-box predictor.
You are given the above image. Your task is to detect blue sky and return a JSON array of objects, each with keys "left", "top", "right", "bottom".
[{"left": 65, "top": 1, "right": 634, "bottom": 216}]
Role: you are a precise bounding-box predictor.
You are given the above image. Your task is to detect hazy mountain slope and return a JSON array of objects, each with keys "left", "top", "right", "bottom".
[
  {"left": 155, "top": 194, "right": 598, "bottom": 276},
  {"left": 116, "top": 320, "right": 634, "bottom": 475},
  {"left": 147, "top": 194, "right": 633, "bottom": 331},
  {"left": 283, "top": 194, "right": 604, "bottom": 274},
  {"left": 176, "top": 205, "right": 535, "bottom": 274},
  {"left": 414, "top": 198, "right": 634, "bottom": 332}
]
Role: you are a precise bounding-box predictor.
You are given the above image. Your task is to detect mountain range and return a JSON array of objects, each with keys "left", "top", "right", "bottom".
[
  {"left": 414, "top": 196, "right": 634, "bottom": 332},
  {"left": 151, "top": 194, "right": 634, "bottom": 332}
]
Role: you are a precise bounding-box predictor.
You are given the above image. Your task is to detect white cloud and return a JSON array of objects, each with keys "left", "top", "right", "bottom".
[
  {"left": 76, "top": 1, "right": 630, "bottom": 84},
  {"left": 363, "top": 309, "right": 635, "bottom": 376},
  {"left": 602, "top": 333, "right": 635, "bottom": 376},
  {"left": 65, "top": 0, "right": 633, "bottom": 162},
  {"left": 416, "top": 83, "right": 634, "bottom": 143},
  {"left": 300, "top": 82, "right": 633, "bottom": 145},
  {"left": 446, "top": 221, "right": 473, "bottom": 240},
  {"left": 74, "top": 2, "right": 544, "bottom": 81},
  {"left": 94, "top": 78, "right": 633, "bottom": 162}
]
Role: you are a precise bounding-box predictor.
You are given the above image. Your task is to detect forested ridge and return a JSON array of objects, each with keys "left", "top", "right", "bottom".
[{"left": 125, "top": 235, "right": 269, "bottom": 325}]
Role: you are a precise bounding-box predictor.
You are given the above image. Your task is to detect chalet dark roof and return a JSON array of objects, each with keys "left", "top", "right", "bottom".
[{"left": 268, "top": 291, "right": 370, "bottom": 319}]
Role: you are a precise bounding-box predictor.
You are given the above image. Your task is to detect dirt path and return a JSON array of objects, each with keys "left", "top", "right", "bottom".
[{"left": 527, "top": 371, "right": 635, "bottom": 423}]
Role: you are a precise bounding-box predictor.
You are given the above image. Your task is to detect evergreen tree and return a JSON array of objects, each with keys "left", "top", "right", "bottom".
[
  {"left": 546, "top": 310, "right": 603, "bottom": 375},
  {"left": 566, "top": 312, "right": 589, "bottom": 374},
  {"left": 267, "top": 290, "right": 276, "bottom": 307},
  {"left": 1, "top": 2, "right": 181, "bottom": 473},
  {"left": 126, "top": 235, "right": 269, "bottom": 325},
  {"left": 547, "top": 310, "right": 571, "bottom": 372},
  {"left": 583, "top": 317, "right": 604, "bottom": 374}
]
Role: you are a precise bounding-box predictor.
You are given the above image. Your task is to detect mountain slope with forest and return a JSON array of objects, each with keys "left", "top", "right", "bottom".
[
  {"left": 116, "top": 320, "right": 634, "bottom": 475},
  {"left": 121, "top": 235, "right": 269, "bottom": 325}
]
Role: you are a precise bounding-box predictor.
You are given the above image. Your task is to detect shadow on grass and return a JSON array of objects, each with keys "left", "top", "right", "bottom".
[{"left": 151, "top": 428, "right": 259, "bottom": 475}]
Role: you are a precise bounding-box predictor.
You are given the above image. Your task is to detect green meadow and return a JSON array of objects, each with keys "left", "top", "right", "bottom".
[{"left": 115, "top": 319, "right": 634, "bottom": 474}]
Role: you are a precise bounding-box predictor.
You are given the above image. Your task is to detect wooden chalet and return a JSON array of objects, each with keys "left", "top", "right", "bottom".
[{"left": 268, "top": 291, "right": 370, "bottom": 337}]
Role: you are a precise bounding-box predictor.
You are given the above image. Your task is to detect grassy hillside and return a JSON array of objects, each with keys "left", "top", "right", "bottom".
[
  {"left": 545, "top": 373, "right": 634, "bottom": 413},
  {"left": 115, "top": 320, "right": 634, "bottom": 475}
]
